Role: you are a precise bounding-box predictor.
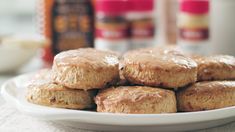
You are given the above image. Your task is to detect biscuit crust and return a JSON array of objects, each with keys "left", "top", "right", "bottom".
[
  {"left": 95, "top": 86, "right": 177, "bottom": 114},
  {"left": 120, "top": 48, "right": 197, "bottom": 89},
  {"left": 52, "top": 48, "right": 120, "bottom": 90},
  {"left": 26, "top": 69, "right": 96, "bottom": 109},
  {"left": 192, "top": 55, "right": 235, "bottom": 81},
  {"left": 177, "top": 81, "right": 235, "bottom": 112}
]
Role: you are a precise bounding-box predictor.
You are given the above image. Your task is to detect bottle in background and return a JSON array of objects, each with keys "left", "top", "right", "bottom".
[
  {"left": 127, "top": 0, "right": 155, "bottom": 50},
  {"left": 38, "top": 0, "right": 54, "bottom": 63},
  {"left": 51, "top": 0, "right": 94, "bottom": 54},
  {"left": 95, "top": 0, "right": 129, "bottom": 53},
  {"left": 39, "top": 0, "right": 94, "bottom": 63},
  {"left": 177, "top": 0, "right": 209, "bottom": 55}
]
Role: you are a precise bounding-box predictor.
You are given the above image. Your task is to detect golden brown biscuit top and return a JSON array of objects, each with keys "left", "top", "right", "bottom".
[
  {"left": 122, "top": 48, "right": 197, "bottom": 70},
  {"left": 30, "top": 69, "right": 51, "bottom": 84},
  {"left": 54, "top": 48, "right": 119, "bottom": 67},
  {"left": 96, "top": 86, "right": 173, "bottom": 103},
  {"left": 193, "top": 55, "right": 235, "bottom": 67},
  {"left": 180, "top": 81, "right": 235, "bottom": 94},
  {"left": 28, "top": 69, "right": 65, "bottom": 91}
]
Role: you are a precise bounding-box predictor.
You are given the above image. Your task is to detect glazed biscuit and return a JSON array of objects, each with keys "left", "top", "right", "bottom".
[
  {"left": 52, "top": 48, "right": 119, "bottom": 90},
  {"left": 95, "top": 86, "right": 177, "bottom": 114},
  {"left": 177, "top": 81, "right": 235, "bottom": 112},
  {"left": 27, "top": 69, "right": 96, "bottom": 109},
  {"left": 120, "top": 48, "right": 197, "bottom": 89},
  {"left": 192, "top": 55, "right": 235, "bottom": 81}
]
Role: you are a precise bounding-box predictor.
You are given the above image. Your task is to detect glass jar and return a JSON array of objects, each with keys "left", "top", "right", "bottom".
[
  {"left": 95, "top": 0, "right": 129, "bottom": 53},
  {"left": 177, "top": 0, "right": 210, "bottom": 55}
]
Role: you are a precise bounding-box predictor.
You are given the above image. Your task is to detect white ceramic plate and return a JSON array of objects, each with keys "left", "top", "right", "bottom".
[{"left": 1, "top": 73, "right": 235, "bottom": 132}]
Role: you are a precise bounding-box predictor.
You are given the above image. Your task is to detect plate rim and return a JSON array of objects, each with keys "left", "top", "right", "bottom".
[{"left": 1, "top": 72, "right": 235, "bottom": 126}]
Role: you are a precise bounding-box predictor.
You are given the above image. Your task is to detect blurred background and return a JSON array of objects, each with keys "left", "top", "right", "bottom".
[
  {"left": 0, "top": 0, "right": 36, "bottom": 34},
  {"left": 0, "top": 0, "right": 234, "bottom": 74}
]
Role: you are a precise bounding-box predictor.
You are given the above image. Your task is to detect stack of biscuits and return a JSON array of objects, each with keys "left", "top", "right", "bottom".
[
  {"left": 27, "top": 48, "right": 119, "bottom": 110},
  {"left": 27, "top": 48, "right": 235, "bottom": 114},
  {"left": 177, "top": 55, "right": 235, "bottom": 112}
]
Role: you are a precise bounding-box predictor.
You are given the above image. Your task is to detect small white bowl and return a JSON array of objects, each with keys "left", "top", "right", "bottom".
[{"left": 0, "top": 35, "right": 45, "bottom": 73}]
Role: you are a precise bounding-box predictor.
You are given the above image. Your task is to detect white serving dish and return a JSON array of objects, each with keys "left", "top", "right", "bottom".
[
  {"left": 0, "top": 35, "right": 44, "bottom": 73},
  {"left": 1, "top": 72, "right": 235, "bottom": 132}
]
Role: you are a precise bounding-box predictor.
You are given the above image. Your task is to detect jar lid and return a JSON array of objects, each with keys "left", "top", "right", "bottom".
[
  {"left": 180, "top": 0, "right": 209, "bottom": 14},
  {"left": 95, "top": 0, "right": 128, "bottom": 15},
  {"left": 129, "top": 0, "right": 154, "bottom": 12}
]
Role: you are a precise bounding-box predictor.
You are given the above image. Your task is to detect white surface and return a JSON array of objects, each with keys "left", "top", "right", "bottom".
[
  {"left": 0, "top": 0, "right": 35, "bottom": 15},
  {"left": 0, "top": 103, "right": 233, "bottom": 132},
  {"left": 95, "top": 39, "right": 129, "bottom": 53},
  {"left": 211, "top": 0, "right": 235, "bottom": 56},
  {"left": 0, "top": 104, "right": 94, "bottom": 132},
  {"left": 0, "top": 0, "right": 36, "bottom": 35},
  {"left": 1, "top": 72, "right": 235, "bottom": 132}
]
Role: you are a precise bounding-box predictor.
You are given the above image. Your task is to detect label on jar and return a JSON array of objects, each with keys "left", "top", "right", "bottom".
[
  {"left": 178, "top": 13, "right": 209, "bottom": 42},
  {"left": 130, "top": 18, "right": 155, "bottom": 39},
  {"left": 95, "top": 17, "right": 129, "bottom": 40},
  {"left": 179, "top": 28, "right": 209, "bottom": 41},
  {"left": 51, "top": 0, "right": 93, "bottom": 54}
]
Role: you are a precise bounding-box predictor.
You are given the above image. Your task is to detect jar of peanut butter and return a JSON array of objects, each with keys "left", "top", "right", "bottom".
[
  {"left": 95, "top": 0, "right": 129, "bottom": 53},
  {"left": 127, "top": 0, "right": 155, "bottom": 50},
  {"left": 177, "top": 0, "right": 210, "bottom": 55}
]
